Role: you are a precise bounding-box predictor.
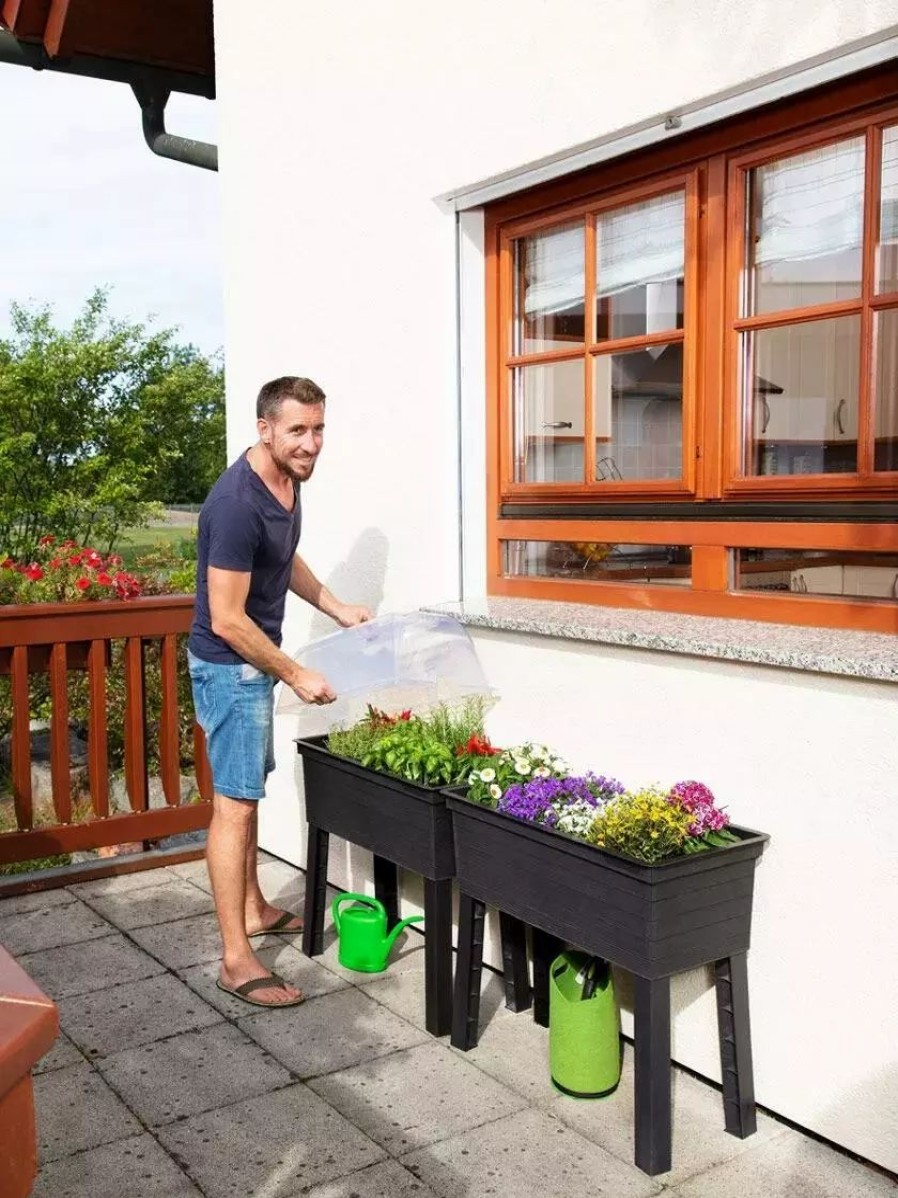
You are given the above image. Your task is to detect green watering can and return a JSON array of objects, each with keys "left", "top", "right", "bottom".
[{"left": 331, "top": 894, "right": 424, "bottom": 973}]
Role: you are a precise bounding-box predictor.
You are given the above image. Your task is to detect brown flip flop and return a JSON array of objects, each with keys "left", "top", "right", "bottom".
[
  {"left": 215, "top": 972, "right": 305, "bottom": 1008},
  {"left": 248, "top": 911, "right": 304, "bottom": 938}
]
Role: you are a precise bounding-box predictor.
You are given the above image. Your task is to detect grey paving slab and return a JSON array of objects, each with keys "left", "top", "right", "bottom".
[
  {"left": 32, "top": 1132, "right": 203, "bottom": 1198},
  {"left": 550, "top": 1045, "right": 787, "bottom": 1184},
  {"left": 157, "top": 1082, "right": 386, "bottom": 1198},
  {"left": 58, "top": 971, "right": 223, "bottom": 1058},
  {"left": 257, "top": 854, "right": 305, "bottom": 899},
  {"left": 34, "top": 1031, "right": 83, "bottom": 1075},
  {"left": 17, "top": 930, "right": 166, "bottom": 1000},
  {"left": 0, "top": 896, "right": 113, "bottom": 955},
  {"left": 400, "top": 1106, "right": 662, "bottom": 1198},
  {"left": 303, "top": 1159, "right": 442, "bottom": 1198},
  {"left": 309, "top": 1040, "right": 528, "bottom": 1154},
  {"left": 239, "top": 986, "right": 429, "bottom": 1079},
  {"left": 97, "top": 1021, "right": 293, "bottom": 1127},
  {"left": 0, "top": 887, "right": 77, "bottom": 917},
  {"left": 450, "top": 998, "right": 557, "bottom": 1106},
  {"left": 34, "top": 1061, "right": 142, "bottom": 1163},
  {"left": 362, "top": 962, "right": 510, "bottom": 1034},
  {"left": 80, "top": 876, "right": 216, "bottom": 930},
  {"left": 68, "top": 869, "right": 184, "bottom": 898},
  {"left": 178, "top": 938, "right": 347, "bottom": 1018},
  {"left": 166, "top": 859, "right": 212, "bottom": 890},
  {"left": 667, "top": 1128, "right": 898, "bottom": 1197},
  {"left": 129, "top": 910, "right": 282, "bottom": 970}
]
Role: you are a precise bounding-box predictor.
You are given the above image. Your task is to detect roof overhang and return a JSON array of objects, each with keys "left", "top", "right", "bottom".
[{"left": 0, "top": 0, "right": 214, "bottom": 97}]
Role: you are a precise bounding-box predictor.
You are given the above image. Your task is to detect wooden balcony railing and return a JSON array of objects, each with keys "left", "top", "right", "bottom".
[{"left": 0, "top": 596, "right": 212, "bottom": 875}]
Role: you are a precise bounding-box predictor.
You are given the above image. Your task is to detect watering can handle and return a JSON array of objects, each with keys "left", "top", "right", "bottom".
[{"left": 331, "top": 893, "right": 383, "bottom": 934}]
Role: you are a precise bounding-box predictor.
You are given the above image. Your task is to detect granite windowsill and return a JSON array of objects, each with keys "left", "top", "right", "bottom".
[{"left": 425, "top": 597, "right": 898, "bottom": 683}]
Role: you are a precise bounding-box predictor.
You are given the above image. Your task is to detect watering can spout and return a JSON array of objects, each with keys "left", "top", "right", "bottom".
[{"left": 385, "top": 914, "right": 425, "bottom": 953}]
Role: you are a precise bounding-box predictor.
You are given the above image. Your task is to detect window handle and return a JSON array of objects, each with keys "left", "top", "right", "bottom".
[
  {"left": 836, "top": 398, "right": 846, "bottom": 435},
  {"left": 542, "top": 421, "right": 573, "bottom": 429},
  {"left": 760, "top": 396, "right": 771, "bottom": 435}
]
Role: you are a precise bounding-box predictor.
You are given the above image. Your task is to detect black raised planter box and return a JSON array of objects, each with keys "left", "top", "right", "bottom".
[
  {"left": 295, "top": 736, "right": 455, "bottom": 1036},
  {"left": 445, "top": 789, "right": 769, "bottom": 1177},
  {"left": 445, "top": 792, "right": 768, "bottom": 979}
]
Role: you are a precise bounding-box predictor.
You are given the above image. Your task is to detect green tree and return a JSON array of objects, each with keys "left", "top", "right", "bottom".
[{"left": 0, "top": 291, "right": 225, "bottom": 558}]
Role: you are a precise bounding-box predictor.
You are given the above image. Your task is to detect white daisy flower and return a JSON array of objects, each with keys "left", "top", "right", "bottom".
[
  {"left": 479, "top": 768, "right": 496, "bottom": 782},
  {"left": 468, "top": 772, "right": 478, "bottom": 784},
  {"left": 489, "top": 783, "right": 502, "bottom": 799},
  {"left": 533, "top": 766, "right": 550, "bottom": 778},
  {"left": 514, "top": 761, "right": 531, "bottom": 775}
]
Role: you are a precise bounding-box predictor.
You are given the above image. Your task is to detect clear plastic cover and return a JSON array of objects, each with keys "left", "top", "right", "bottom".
[{"left": 275, "top": 611, "right": 496, "bottom": 736}]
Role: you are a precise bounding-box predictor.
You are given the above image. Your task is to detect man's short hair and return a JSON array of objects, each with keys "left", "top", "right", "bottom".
[{"left": 257, "top": 377, "right": 326, "bottom": 422}]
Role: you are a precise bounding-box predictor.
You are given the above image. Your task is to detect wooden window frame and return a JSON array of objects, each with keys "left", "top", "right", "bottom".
[{"left": 484, "top": 65, "right": 898, "bottom": 634}]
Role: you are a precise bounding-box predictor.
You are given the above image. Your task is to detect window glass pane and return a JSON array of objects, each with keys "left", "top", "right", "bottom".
[
  {"left": 875, "top": 308, "right": 898, "bottom": 471},
  {"left": 593, "top": 344, "right": 682, "bottom": 481},
  {"left": 741, "top": 316, "right": 860, "bottom": 476},
  {"left": 513, "top": 223, "right": 584, "bottom": 354},
  {"left": 595, "top": 191, "right": 684, "bottom": 341},
  {"left": 503, "top": 540, "right": 691, "bottom": 585},
  {"left": 736, "top": 548, "right": 898, "bottom": 601},
  {"left": 512, "top": 360, "right": 584, "bottom": 483},
  {"left": 878, "top": 126, "right": 898, "bottom": 294},
  {"left": 746, "top": 138, "right": 864, "bottom": 315}
]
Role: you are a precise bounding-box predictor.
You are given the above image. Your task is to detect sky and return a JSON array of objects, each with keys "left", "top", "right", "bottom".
[{"left": 1, "top": 64, "right": 223, "bottom": 357}]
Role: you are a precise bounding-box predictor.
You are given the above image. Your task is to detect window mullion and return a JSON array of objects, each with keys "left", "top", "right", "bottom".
[
  {"left": 858, "top": 124, "right": 882, "bottom": 477},
  {"left": 584, "top": 214, "right": 596, "bottom": 483}
]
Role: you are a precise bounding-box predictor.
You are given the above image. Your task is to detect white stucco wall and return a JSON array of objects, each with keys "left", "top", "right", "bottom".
[{"left": 212, "top": 0, "right": 898, "bottom": 1171}]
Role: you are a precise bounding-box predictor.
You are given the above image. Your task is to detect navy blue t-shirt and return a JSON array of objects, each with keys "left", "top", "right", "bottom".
[{"left": 188, "top": 453, "right": 302, "bottom": 664}]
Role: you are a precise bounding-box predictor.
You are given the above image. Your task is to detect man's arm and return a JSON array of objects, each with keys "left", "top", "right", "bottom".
[
  {"left": 208, "top": 566, "right": 335, "bottom": 704},
  {"left": 289, "top": 554, "right": 371, "bottom": 627}
]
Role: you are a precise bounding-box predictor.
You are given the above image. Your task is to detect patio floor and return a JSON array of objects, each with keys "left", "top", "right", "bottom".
[{"left": 2, "top": 853, "right": 893, "bottom": 1198}]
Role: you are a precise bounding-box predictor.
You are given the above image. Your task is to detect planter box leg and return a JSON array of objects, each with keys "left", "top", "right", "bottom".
[
  {"left": 634, "top": 973, "right": 672, "bottom": 1177},
  {"left": 374, "top": 855, "right": 400, "bottom": 929},
  {"left": 532, "top": 928, "right": 564, "bottom": 1028},
  {"left": 499, "top": 912, "right": 531, "bottom": 1013},
  {"left": 423, "top": 877, "right": 453, "bottom": 1037},
  {"left": 715, "top": 953, "right": 757, "bottom": 1138},
  {"left": 451, "top": 892, "right": 486, "bottom": 1051},
  {"left": 302, "top": 825, "right": 330, "bottom": 958}
]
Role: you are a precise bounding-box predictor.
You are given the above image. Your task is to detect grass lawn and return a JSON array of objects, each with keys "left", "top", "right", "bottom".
[{"left": 117, "top": 524, "right": 195, "bottom": 566}]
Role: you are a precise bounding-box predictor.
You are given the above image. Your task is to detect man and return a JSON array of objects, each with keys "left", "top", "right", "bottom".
[{"left": 188, "top": 376, "right": 370, "bottom": 1008}]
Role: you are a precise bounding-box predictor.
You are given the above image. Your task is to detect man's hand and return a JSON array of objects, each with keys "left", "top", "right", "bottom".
[
  {"left": 333, "top": 602, "right": 372, "bottom": 628},
  {"left": 289, "top": 666, "right": 336, "bottom": 705}
]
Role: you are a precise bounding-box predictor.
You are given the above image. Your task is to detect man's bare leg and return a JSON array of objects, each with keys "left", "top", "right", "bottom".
[
  {"left": 243, "top": 806, "right": 303, "bottom": 936},
  {"left": 206, "top": 792, "right": 301, "bottom": 1003}
]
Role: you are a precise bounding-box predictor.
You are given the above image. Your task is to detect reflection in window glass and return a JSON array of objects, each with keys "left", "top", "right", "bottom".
[
  {"left": 596, "top": 191, "right": 685, "bottom": 341},
  {"left": 593, "top": 345, "right": 682, "bottom": 481},
  {"left": 746, "top": 138, "right": 864, "bottom": 315},
  {"left": 503, "top": 541, "right": 692, "bottom": 584},
  {"left": 512, "top": 360, "right": 584, "bottom": 483},
  {"left": 736, "top": 549, "right": 898, "bottom": 601},
  {"left": 742, "top": 316, "right": 860, "bottom": 476},
  {"left": 879, "top": 126, "right": 898, "bottom": 295},
  {"left": 875, "top": 308, "right": 898, "bottom": 471},
  {"left": 513, "top": 223, "right": 584, "bottom": 354}
]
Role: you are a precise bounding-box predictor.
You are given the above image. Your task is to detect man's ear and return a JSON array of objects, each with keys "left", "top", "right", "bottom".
[{"left": 257, "top": 417, "right": 271, "bottom": 446}]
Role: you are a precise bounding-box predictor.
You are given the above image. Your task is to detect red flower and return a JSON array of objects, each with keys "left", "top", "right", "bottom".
[
  {"left": 61, "top": 540, "right": 77, "bottom": 549},
  {"left": 458, "top": 733, "right": 499, "bottom": 758},
  {"left": 96, "top": 572, "right": 112, "bottom": 586},
  {"left": 1, "top": 557, "right": 14, "bottom": 569},
  {"left": 49, "top": 558, "right": 63, "bottom": 570},
  {"left": 39, "top": 534, "right": 55, "bottom": 546},
  {"left": 68, "top": 553, "right": 83, "bottom": 566},
  {"left": 399, "top": 710, "right": 412, "bottom": 721},
  {"left": 25, "top": 564, "right": 44, "bottom": 581},
  {"left": 75, "top": 576, "right": 91, "bottom": 592}
]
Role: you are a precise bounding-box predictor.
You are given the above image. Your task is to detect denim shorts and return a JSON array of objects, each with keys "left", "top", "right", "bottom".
[{"left": 187, "top": 650, "right": 275, "bottom": 800}]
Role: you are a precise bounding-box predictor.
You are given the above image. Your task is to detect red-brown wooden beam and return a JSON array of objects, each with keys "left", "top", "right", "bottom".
[
  {"left": 0, "top": 0, "right": 51, "bottom": 38},
  {"left": 43, "top": 0, "right": 213, "bottom": 78}
]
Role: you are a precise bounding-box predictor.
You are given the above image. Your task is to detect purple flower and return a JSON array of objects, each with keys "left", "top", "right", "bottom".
[{"left": 497, "top": 773, "right": 625, "bottom": 829}]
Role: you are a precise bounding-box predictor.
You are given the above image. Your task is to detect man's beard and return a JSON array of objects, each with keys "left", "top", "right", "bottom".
[{"left": 272, "top": 448, "right": 316, "bottom": 482}]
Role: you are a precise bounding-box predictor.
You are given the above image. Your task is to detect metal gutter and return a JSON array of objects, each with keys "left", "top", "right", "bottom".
[{"left": 0, "top": 29, "right": 217, "bottom": 172}]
